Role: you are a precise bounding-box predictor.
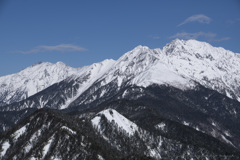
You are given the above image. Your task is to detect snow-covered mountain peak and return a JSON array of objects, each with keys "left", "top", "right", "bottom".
[
  {"left": 133, "top": 45, "right": 151, "bottom": 50},
  {"left": 17, "top": 61, "right": 78, "bottom": 81},
  {"left": 1, "top": 39, "right": 240, "bottom": 108},
  {"left": 56, "top": 61, "right": 68, "bottom": 67},
  {"left": 90, "top": 59, "right": 116, "bottom": 69},
  {"left": 108, "top": 45, "right": 159, "bottom": 78},
  {"left": 162, "top": 39, "right": 240, "bottom": 66},
  {"left": 163, "top": 39, "right": 236, "bottom": 60},
  {"left": 59, "top": 59, "right": 116, "bottom": 109},
  {"left": 86, "top": 59, "right": 116, "bottom": 79},
  {"left": 98, "top": 44, "right": 192, "bottom": 90},
  {"left": 28, "top": 61, "right": 52, "bottom": 69},
  {"left": 159, "top": 39, "right": 240, "bottom": 101},
  {"left": 98, "top": 40, "right": 240, "bottom": 100},
  {"left": 118, "top": 45, "right": 155, "bottom": 62},
  {"left": 162, "top": 39, "right": 185, "bottom": 54},
  {"left": 0, "top": 62, "right": 80, "bottom": 106},
  {"left": 24, "top": 61, "right": 73, "bottom": 75},
  {"left": 170, "top": 38, "right": 185, "bottom": 45}
]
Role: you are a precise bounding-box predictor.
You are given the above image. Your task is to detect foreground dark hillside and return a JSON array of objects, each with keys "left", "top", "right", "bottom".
[{"left": 0, "top": 107, "right": 239, "bottom": 160}]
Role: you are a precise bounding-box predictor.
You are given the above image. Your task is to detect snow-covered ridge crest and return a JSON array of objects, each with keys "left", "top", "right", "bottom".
[
  {"left": 160, "top": 39, "right": 240, "bottom": 101},
  {"left": 1, "top": 39, "right": 240, "bottom": 108},
  {"left": 98, "top": 39, "right": 240, "bottom": 101},
  {"left": 91, "top": 109, "right": 138, "bottom": 136},
  {"left": 60, "top": 59, "right": 115, "bottom": 109},
  {"left": 99, "top": 43, "right": 194, "bottom": 90},
  {"left": 0, "top": 62, "right": 81, "bottom": 106}
]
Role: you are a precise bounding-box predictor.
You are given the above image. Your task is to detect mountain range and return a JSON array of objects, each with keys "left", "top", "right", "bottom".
[{"left": 0, "top": 39, "right": 240, "bottom": 159}]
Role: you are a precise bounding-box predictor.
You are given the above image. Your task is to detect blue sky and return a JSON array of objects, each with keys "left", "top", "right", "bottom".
[{"left": 0, "top": 0, "right": 240, "bottom": 76}]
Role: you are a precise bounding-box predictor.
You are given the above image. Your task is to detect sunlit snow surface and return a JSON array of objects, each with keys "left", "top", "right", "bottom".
[
  {"left": 161, "top": 39, "right": 240, "bottom": 100},
  {"left": 12, "top": 125, "right": 27, "bottom": 140},
  {"left": 98, "top": 40, "right": 240, "bottom": 100},
  {"left": 92, "top": 109, "right": 138, "bottom": 136},
  {"left": 0, "top": 62, "right": 80, "bottom": 105},
  {"left": 61, "top": 126, "right": 76, "bottom": 134},
  {"left": 60, "top": 59, "right": 115, "bottom": 109},
  {"left": 1, "top": 39, "right": 240, "bottom": 109},
  {"left": 1, "top": 141, "right": 10, "bottom": 157},
  {"left": 42, "top": 136, "right": 54, "bottom": 158}
]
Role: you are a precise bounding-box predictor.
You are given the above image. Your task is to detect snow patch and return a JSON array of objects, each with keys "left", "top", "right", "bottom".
[
  {"left": 1, "top": 141, "right": 10, "bottom": 157},
  {"left": 221, "top": 135, "right": 235, "bottom": 147},
  {"left": 155, "top": 122, "right": 166, "bottom": 130},
  {"left": 211, "top": 122, "right": 216, "bottom": 126},
  {"left": 61, "top": 126, "right": 76, "bottom": 135},
  {"left": 195, "top": 127, "right": 200, "bottom": 131},
  {"left": 92, "top": 109, "right": 138, "bottom": 136},
  {"left": 98, "top": 154, "right": 105, "bottom": 160},
  {"left": 42, "top": 136, "right": 54, "bottom": 158},
  {"left": 12, "top": 125, "right": 27, "bottom": 140},
  {"left": 183, "top": 121, "right": 190, "bottom": 126},
  {"left": 226, "top": 91, "right": 232, "bottom": 99},
  {"left": 91, "top": 116, "right": 101, "bottom": 128},
  {"left": 224, "top": 131, "right": 232, "bottom": 137},
  {"left": 24, "top": 129, "right": 42, "bottom": 153},
  {"left": 99, "top": 89, "right": 107, "bottom": 98}
]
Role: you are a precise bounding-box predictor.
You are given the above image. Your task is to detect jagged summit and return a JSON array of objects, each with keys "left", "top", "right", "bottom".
[
  {"left": 0, "top": 39, "right": 240, "bottom": 108},
  {"left": 0, "top": 40, "right": 240, "bottom": 156},
  {"left": 0, "top": 62, "right": 80, "bottom": 106},
  {"left": 163, "top": 39, "right": 237, "bottom": 58},
  {"left": 117, "top": 45, "right": 154, "bottom": 63},
  {"left": 107, "top": 39, "right": 240, "bottom": 100},
  {"left": 160, "top": 39, "right": 240, "bottom": 101}
]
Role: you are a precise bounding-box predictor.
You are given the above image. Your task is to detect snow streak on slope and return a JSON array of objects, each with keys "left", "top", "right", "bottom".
[
  {"left": 1, "top": 141, "right": 10, "bottom": 157},
  {"left": 60, "top": 59, "right": 115, "bottom": 109},
  {"left": 92, "top": 109, "right": 138, "bottom": 136},
  {"left": 12, "top": 125, "right": 27, "bottom": 140},
  {"left": 0, "top": 62, "right": 80, "bottom": 106},
  {"left": 42, "top": 136, "right": 54, "bottom": 158}
]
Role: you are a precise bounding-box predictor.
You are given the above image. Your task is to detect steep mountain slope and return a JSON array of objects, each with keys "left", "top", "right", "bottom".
[
  {"left": 161, "top": 39, "right": 240, "bottom": 101},
  {"left": 0, "top": 62, "right": 81, "bottom": 106},
  {"left": 0, "top": 59, "right": 115, "bottom": 111},
  {"left": 1, "top": 108, "right": 239, "bottom": 160},
  {"left": 3, "top": 80, "right": 240, "bottom": 152},
  {"left": 1, "top": 39, "right": 240, "bottom": 111},
  {"left": 0, "top": 109, "right": 120, "bottom": 160},
  {"left": 0, "top": 39, "right": 240, "bottom": 157},
  {"left": 69, "top": 39, "right": 240, "bottom": 109},
  {"left": 98, "top": 45, "right": 193, "bottom": 90},
  {"left": 91, "top": 108, "right": 240, "bottom": 159},
  {"left": 67, "top": 82, "right": 240, "bottom": 150}
]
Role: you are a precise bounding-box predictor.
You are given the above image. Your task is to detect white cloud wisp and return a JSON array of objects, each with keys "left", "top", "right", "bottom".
[
  {"left": 178, "top": 14, "right": 211, "bottom": 26},
  {"left": 170, "top": 32, "right": 230, "bottom": 42},
  {"left": 15, "top": 44, "right": 87, "bottom": 54}
]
